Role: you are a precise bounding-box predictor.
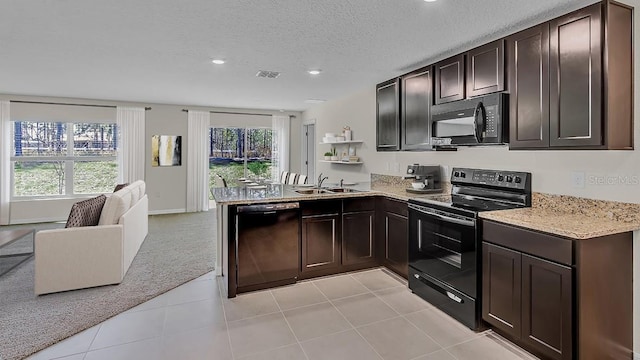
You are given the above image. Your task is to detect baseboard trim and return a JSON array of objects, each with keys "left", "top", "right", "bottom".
[{"left": 148, "top": 208, "right": 186, "bottom": 215}]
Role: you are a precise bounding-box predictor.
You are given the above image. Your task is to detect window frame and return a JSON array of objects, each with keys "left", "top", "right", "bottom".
[{"left": 10, "top": 121, "right": 117, "bottom": 200}]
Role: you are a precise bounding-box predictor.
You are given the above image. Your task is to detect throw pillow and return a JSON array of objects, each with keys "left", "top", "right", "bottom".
[
  {"left": 113, "top": 183, "right": 129, "bottom": 192},
  {"left": 65, "top": 195, "right": 107, "bottom": 228}
]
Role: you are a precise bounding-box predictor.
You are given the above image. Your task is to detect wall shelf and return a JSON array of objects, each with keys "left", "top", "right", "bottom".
[
  {"left": 319, "top": 160, "right": 363, "bottom": 165},
  {"left": 319, "top": 140, "right": 364, "bottom": 145}
]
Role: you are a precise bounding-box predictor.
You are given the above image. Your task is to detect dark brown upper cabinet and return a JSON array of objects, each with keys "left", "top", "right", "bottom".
[
  {"left": 510, "top": 1, "right": 633, "bottom": 150},
  {"left": 400, "top": 66, "right": 432, "bottom": 150},
  {"left": 435, "top": 54, "right": 465, "bottom": 104},
  {"left": 549, "top": 4, "right": 602, "bottom": 148},
  {"left": 507, "top": 24, "right": 550, "bottom": 149},
  {"left": 376, "top": 79, "right": 400, "bottom": 151},
  {"left": 466, "top": 40, "right": 505, "bottom": 98}
]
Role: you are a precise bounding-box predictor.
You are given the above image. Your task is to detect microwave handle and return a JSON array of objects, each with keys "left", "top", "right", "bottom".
[{"left": 473, "top": 102, "right": 485, "bottom": 143}]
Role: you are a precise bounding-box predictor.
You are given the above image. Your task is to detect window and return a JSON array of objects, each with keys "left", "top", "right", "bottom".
[
  {"left": 209, "top": 127, "right": 274, "bottom": 190},
  {"left": 11, "top": 121, "right": 117, "bottom": 198}
]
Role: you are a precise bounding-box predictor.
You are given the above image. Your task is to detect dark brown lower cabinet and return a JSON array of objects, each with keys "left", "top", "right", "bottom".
[
  {"left": 482, "top": 220, "right": 632, "bottom": 360},
  {"left": 342, "top": 211, "right": 375, "bottom": 266},
  {"left": 301, "top": 214, "right": 341, "bottom": 274},
  {"left": 521, "top": 254, "right": 572, "bottom": 360},
  {"left": 377, "top": 198, "right": 408, "bottom": 278},
  {"left": 482, "top": 243, "right": 522, "bottom": 338}
]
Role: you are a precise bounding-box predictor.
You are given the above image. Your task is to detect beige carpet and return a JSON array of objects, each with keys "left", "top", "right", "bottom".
[{"left": 0, "top": 211, "right": 216, "bottom": 360}]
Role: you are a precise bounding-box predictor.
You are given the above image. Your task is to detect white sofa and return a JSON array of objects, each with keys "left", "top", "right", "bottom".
[{"left": 34, "top": 181, "right": 149, "bottom": 295}]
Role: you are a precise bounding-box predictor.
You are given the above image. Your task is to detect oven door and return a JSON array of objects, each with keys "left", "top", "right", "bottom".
[{"left": 408, "top": 204, "right": 477, "bottom": 298}]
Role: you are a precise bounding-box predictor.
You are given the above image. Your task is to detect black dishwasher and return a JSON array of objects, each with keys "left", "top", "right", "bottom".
[{"left": 236, "top": 202, "right": 300, "bottom": 290}]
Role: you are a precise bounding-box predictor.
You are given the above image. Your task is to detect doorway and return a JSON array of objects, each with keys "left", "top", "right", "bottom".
[{"left": 302, "top": 123, "right": 315, "bottom": 184}]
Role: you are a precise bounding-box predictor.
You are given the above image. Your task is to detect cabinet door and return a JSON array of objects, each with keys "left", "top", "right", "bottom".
[
  {"left": 482, "top": 243, "right": 522, "bottom": 339},
  {"left": 342, "top": 211, "right": 375, "bottom": 266},
  {"left": 376, "top": 79, "right": 400, "bottom": 151},
  {"left": 466, "top": 40, "right": 505, "bottom": 97},
  {"left": 521, "top": 254, "right": 573, "bottom": 360},
  {"left": 301, "top": 215, "right": 341, "bottom": 273},
  {"left": 549, "top": 4, "right": 602, "bottom": 147},
  {"left": 435, "top": 54, "right": 465, "bottom": 104},
  {"left": 507, "top": 24, "right": 550, "bottom": 149},
  {"left": 401, "top": 67, "right": 432, "bottom": 150},
  {"left": 384, "top": 211, "right": 408, "bottom": 278}
]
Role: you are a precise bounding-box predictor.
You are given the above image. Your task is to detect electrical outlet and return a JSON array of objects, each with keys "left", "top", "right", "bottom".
[{"left": 571, "top": 172, "right": 585, "bottom": 188}]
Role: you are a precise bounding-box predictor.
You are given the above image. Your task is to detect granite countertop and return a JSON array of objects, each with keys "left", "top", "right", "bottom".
[
  {"left": 211, "top": 181, "right": 450, "bottom": 206},
  {"left": 479, "top": 193, "right": 640, "bottom": 240}
]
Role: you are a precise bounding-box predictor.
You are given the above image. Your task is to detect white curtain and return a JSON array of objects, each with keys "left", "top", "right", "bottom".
[
  {"left": 271, "top": 115, "right": 290, "bottom": 181},
  {"left": 186, "top": 110, "right": 210, "bottom": 212},
  {"left": 116, "top": 107, "right": 146, "bottom": 183},
  {"left": 0, "top": 101, "right": 10, "bottom": 225}
]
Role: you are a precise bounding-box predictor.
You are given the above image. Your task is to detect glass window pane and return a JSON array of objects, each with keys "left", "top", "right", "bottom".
[
  {"left": 209, "top": 128, "right": 245, "bottom": 187},
  {"left": 246, "top": 128, "right": 273, "bottom": 180},
  {"left": 13, "top": 122, "right": 67, "bottom": 157},
  {"left": 73, "top": 123, "right": 117, "bottom": 156},
  {"left": 73, "top": 161, "right": 117, "bottom": 194},
  {"left": 13, "top": 161, "right": 66, "bottom": 196}
]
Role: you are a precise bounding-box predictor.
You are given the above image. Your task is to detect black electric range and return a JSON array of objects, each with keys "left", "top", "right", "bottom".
[{"left": 407, "top": 168, "right": 532, "bottom": 330}]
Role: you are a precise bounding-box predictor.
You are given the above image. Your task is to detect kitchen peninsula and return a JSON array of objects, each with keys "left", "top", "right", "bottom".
[{"left": 214, "top": 183, "right": 383, "bottom": 297}]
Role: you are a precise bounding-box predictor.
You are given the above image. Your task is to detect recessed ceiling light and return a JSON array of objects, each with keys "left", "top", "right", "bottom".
[
  {"left": 212, "top": 59, "right": 225, "bottom": 65},
  {"left": 307, "top": 70, "right": 322, "bottom": 75},
  {"left": 305, "top": 99, "right": 326, "bottom": 104},
  {"left": 424, "top": 0, "right": 437, "bottom": 2}
]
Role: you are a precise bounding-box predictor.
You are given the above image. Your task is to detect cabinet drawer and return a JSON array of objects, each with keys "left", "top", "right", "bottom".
[
  {"left": 378, "top": 197, "right": 408, "bottom": 217},
  {"left": 343, "top": 197, "right": 375, "bottom": 213},
  {"left": 301, "top": 200, "right": 341, "bottom": 216},
  {"left": 482, "top": 220, "right": 572, "bottom": 266}
]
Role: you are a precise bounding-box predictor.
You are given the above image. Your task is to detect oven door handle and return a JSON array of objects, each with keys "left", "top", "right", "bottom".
[{"left": 419, "top": 211, "right": 475, "bottom": 227}]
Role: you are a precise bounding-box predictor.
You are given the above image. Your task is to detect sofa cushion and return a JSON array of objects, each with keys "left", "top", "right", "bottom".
[
  {"left": 99, "top": 187, "right": 133, "bottom": 225},
  {"left": 113, "top": 183, "right": 129, "bottom": 192},
  {"left": 129, "top": 180, "right": 146, "bottom": 202},
  {"left": 65, "top": 195, "right": 107, "bottom": 228}
]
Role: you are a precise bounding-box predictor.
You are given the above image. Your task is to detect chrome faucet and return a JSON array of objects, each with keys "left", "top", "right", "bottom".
[
  {"left": 317, "top": 173, "right": 329, "bottom": 188},
  {"left": 339, "top": 179, "right": 344, "bottom": 188}
]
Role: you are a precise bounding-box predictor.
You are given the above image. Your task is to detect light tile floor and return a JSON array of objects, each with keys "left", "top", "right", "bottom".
[{"left": 28, "top": 268, "right": 538, "bottom": 360}]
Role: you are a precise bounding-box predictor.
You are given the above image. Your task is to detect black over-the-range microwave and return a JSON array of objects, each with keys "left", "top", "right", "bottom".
[{"left": 431, "top": 93, "right": 508, "bottom": 146}]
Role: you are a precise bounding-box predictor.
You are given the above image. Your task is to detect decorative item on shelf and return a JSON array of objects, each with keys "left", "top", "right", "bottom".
[
  {"left": 330, "top": 147, "right": 338, "bottom": 161},
  {"left": 341, "top": 151, "right": 349, "bottom": 162},
  {"left": 335, "top": 136, "right": 345, "bottom": 142},
  {"left": 349, "top": 156, "right": 359, "bottom": 162},
  {"left": 348, "top": 147, "right": 356, "bottom": 156},
  {"left": 323, "top": 152, "right": 332, "bottom": 160},
  {"left": 343, "top": 126, "right": 352, "bottom": 141}
]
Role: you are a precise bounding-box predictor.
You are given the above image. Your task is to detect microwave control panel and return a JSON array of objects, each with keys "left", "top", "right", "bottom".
[{"left": 484, "top": 105, "right": 498, "bottom": 138}]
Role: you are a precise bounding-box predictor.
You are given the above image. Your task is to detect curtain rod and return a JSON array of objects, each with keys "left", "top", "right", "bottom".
[
  {"left": 11, "top": 100, "right": 151, "bottom": 110},
  {"left": 181, "top": 109, "right": 295, "bottom": 118}
]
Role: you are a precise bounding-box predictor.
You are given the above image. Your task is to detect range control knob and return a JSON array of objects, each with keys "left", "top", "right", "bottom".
[
  {"left": 460, "top": 172, "right": 466, "bottom": 178},
  {"left": 407, "top": 168, "right": 414, "bottom": 174},
  {"left": 497, "top": 175, "right": 504, "bottom": 182},
  {"left": 514, "top": 176, "right": 522, "bottom": 184},
  {"left": 506, "top": 175, "right": 513, "bottom": 183},
  {"left": 454, "top": 171, "right": 460, "bottom": 177}
]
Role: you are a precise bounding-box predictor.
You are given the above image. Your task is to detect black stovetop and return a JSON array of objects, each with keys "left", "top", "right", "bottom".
[{"left": 409, "top": 167, "right": 532, "bottom": 216}]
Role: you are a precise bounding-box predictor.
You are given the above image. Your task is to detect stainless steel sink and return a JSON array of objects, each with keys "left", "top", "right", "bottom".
[
  {"left": 295, "top": 188, "right": 330, "bottom": 195},
  {"left": 326, "top": 188, "right": 363, "bottom": 193}
]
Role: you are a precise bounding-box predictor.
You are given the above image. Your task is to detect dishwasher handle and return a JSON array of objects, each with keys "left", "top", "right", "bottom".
[{"left": 237, "top": 202, "right": 300, "bottom": 213}]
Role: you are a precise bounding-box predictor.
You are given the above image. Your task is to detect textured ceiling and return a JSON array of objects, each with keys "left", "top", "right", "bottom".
[{"left": 0, "top": 0, "right": 595, "bottom": 111}]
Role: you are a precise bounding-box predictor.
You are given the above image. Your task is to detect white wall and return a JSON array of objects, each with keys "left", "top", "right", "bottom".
[{"left": 0, "top": 94, "right": 301, "bottom": 222}]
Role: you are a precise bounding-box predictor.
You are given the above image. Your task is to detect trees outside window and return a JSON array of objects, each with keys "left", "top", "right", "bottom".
[{"left": 11, "top": 121, "right": 117, "bottom": 197}]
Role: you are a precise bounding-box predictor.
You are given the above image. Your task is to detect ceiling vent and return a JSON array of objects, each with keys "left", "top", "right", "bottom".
[{"left": 256, "top": 70, "right": 281, "bottom": 79}]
